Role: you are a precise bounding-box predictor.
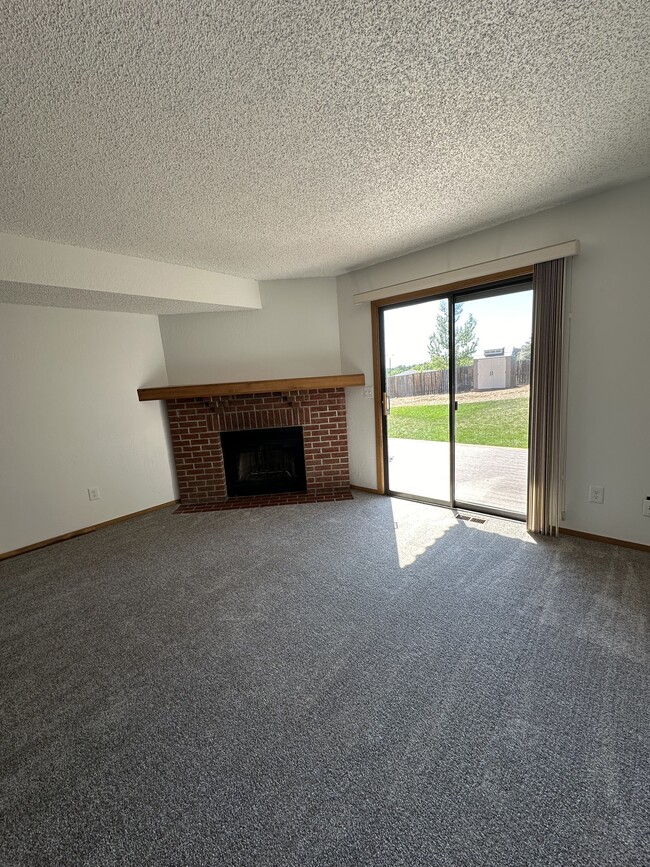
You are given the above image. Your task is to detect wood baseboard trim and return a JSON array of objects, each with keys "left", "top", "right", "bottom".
[
  {"left": 350, "top": 485, "right": 381, "bottom": 495},
  {"left": 559, "top": 527, "right": 650, "bottom": 553},
  {"left": 0, "top": 500, "right": 180, "bottom": 562}
]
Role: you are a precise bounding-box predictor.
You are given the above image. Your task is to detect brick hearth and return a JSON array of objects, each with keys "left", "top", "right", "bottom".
[
  {"left": 166, "top": 387, "right": 351, "bottom": 506},
  {"left": 175, "top": 489, "right": 353, "bottom": 513}
]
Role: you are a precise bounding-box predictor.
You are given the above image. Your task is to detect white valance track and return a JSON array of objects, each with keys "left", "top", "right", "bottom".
[{"left": 352, "top": 240, "right": 579, "bottom": 304}]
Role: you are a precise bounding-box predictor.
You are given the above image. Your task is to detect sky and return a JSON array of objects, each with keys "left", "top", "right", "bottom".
[{"left": 383, "top": 289, "right": 533, "bottom": 368}]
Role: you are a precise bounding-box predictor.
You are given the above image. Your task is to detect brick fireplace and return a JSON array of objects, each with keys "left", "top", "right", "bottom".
[{"left": 137, "top": 375, "right": 365, "bottom": 512}]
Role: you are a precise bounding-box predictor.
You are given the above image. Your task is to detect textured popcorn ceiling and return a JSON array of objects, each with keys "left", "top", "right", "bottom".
[{"left": 1, "top": 1, "right": 649, "bottom": 280}]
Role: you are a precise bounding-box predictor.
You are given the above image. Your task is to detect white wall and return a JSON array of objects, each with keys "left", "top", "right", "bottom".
[
  {"left": 159, "top": 278, "right": 342, "bottom": 384},
  {"left": 338, "top": 178, "right": 650, "bottom": 546},
  {"left": 0, "top": 304, "right": 177, "bottom": 554},
  {"left": 0, "top": 232, "right": 261, "bottom": 309}
]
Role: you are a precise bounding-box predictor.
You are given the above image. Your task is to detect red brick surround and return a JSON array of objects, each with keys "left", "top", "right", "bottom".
[{"left": 166, "top": 387, "right": 351, "bottom": 505}]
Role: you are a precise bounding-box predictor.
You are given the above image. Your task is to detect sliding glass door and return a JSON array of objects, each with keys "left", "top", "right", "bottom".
[
  {"left": 380, "top": 279, "right": 533, "bottom": 518},
  {"left": 382, "top": 297, "right": 451, "bottom": 502},
  {"left": 452, "top": 287, "right": 533, "bottom": 516}
]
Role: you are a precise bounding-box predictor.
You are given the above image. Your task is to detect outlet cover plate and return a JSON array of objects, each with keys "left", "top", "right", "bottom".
[{"left": 588, "top": 485, "right": 604, "bottom": 504}]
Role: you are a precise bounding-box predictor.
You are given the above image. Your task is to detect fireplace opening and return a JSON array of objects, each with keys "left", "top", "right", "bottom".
[{"left": 220, "top": 426, "right": 307, "bottom": 497}]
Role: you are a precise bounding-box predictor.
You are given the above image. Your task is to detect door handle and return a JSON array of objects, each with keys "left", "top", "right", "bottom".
[
  {"left": 454, "top": 401, "right": 458, "bottom": 411},
  {"left": 382, "top": 392, "right": 390, "bottom": 416}
]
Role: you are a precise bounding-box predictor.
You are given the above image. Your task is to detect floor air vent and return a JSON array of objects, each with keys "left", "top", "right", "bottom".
[{"left": 456, "top": 513, "right": 488, "bottom": 524}]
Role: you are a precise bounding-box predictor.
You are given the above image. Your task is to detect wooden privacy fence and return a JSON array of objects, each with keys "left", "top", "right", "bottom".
[
  {"left": 387, "top": 360, "right": 531, "bottom": 399},
  {"left": 387, "top": 368, "right": 452, "bottom": 399}
]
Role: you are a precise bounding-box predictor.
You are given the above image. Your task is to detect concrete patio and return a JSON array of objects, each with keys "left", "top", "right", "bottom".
[{"left": 387, "top": 438, "right": 528, "bottom": 515}]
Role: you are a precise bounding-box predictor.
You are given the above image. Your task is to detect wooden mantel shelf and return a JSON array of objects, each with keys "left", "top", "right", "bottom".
[{"left": 137, "top": 373, "right": 365, "bottom": 401}]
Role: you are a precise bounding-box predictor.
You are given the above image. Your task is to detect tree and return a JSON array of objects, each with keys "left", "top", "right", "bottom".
[
  {"left": 387, "top": 361, "right": 440, "bottom": 376},
  {"left": 518, "top": 338, "right": 532, "bottom": 360},
  {"left": 427, "top": 301, "right": 478, "bottom": 369}
]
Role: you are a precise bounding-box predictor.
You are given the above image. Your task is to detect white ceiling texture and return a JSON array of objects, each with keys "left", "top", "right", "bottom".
[{"left": 1, "top": 0, "right": 649, "bottom": 280}]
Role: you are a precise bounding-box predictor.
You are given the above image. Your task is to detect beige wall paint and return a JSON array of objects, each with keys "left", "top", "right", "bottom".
[
  {"left": 159, "top": 278, "right": 342, "bottom": 385},
  {"left": 0, "top": 304, "right": 177, "bottom": 554},
  {"left": 337, "top": 178, "right": 650, "bottom": 546}
]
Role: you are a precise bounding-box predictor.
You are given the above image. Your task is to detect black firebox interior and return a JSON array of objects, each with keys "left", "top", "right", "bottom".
[{"left": 220, "top": 426, "right": 307, "bottom": 497}]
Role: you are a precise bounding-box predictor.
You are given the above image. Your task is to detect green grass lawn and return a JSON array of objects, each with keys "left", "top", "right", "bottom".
[{"left": 388, "top": 397, "right": 529, "bottom": 448}]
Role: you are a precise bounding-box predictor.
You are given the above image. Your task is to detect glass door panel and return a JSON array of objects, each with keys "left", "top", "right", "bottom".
[
  {"left": 382, "top": 298, "right": 451, "bottom": 503},
  {"left": 453, "top": 286, "right": 533, "bottom": 516}
]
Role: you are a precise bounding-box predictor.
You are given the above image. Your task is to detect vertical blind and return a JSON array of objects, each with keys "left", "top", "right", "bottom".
[{"left": 527, "top": 259, "right": 565, "bottom": 535}]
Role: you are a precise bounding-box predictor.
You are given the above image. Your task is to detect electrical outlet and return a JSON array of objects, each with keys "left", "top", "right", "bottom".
[
  {"left": 88, "top": 486, "right": 100, "bottom": 501},
  {"left": 588, "top": 485, "right": 604, "bottom": 504},
  {"left": 643, "top": 498, "right": 650, "bottom": 517},
  {"left": 363, "top": 386, "right": 374, "bottom": 399}
]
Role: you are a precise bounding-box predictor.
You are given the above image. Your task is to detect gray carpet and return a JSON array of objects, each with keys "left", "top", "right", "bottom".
[{"left": 1, "top": 493, "right": 649, "bottom": 867}]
